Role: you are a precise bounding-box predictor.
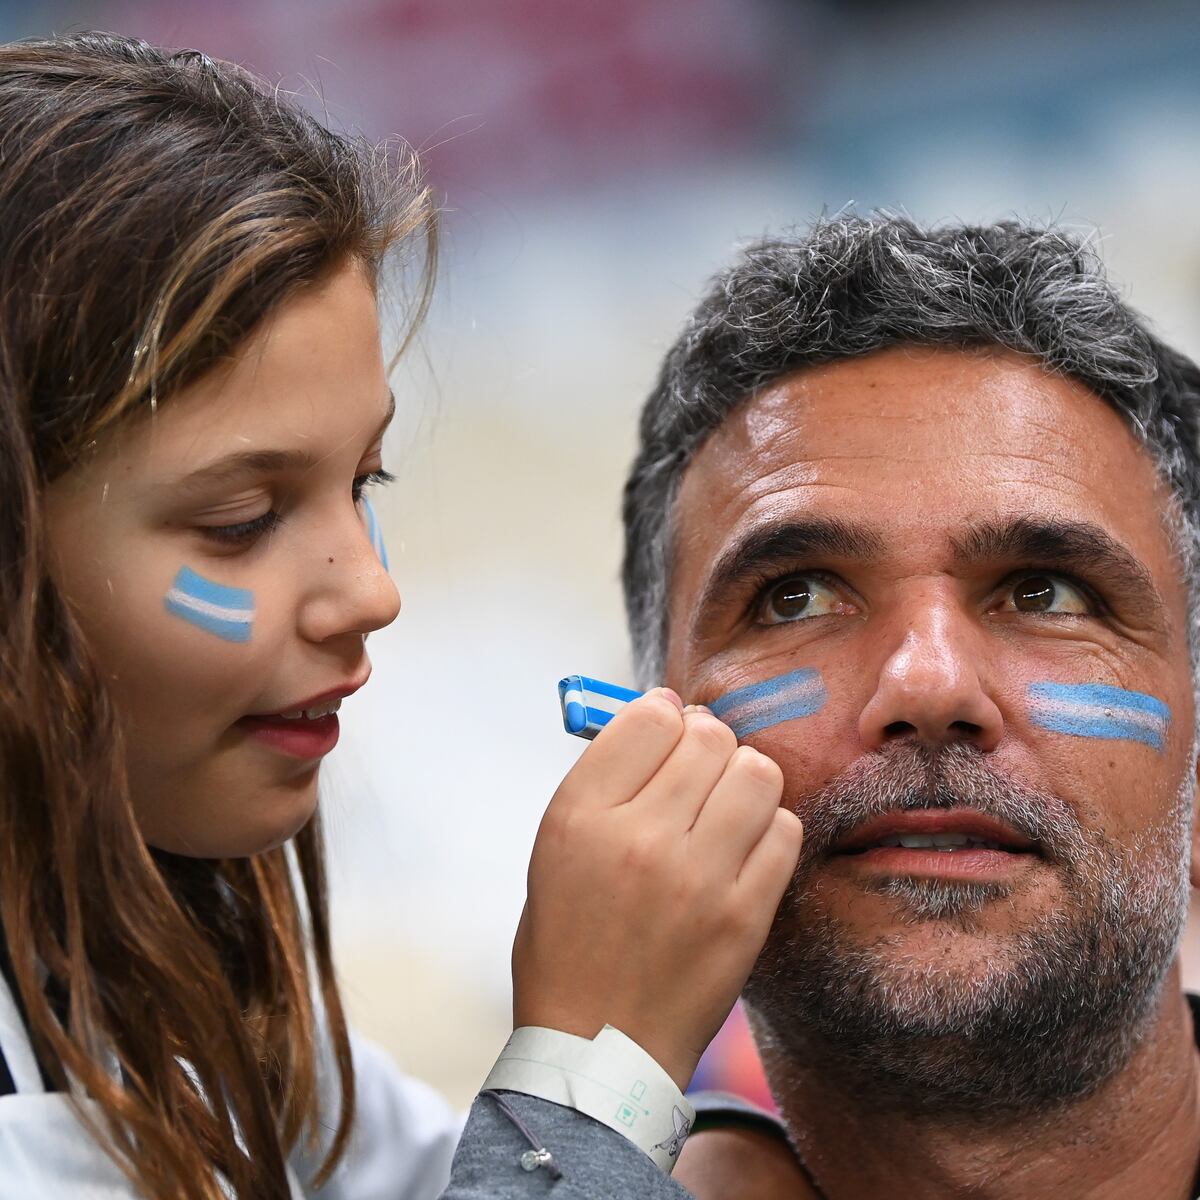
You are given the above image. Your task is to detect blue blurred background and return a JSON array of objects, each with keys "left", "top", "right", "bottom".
[{"left": 8, "top": 0, "right": 1200, "bottom": 1110}]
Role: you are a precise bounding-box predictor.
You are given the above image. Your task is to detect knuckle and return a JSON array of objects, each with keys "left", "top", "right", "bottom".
[
  {"left": 537, "top": 802, "right": 582, "bottom": 850},
  {"left": 686, "top": 712, "right": 737, "bottom": 758},
  {"left": 629, "top": 694, "right": 684, "bottom": 740},
  {"left": 732, "top": 745, "right": 784, "bottom": 792},
  {"left": 711, "top": 900, "right": 755, "bottom": 940},
  {"left": 621, "top": 828, "right": 667, "bottom": 873}
]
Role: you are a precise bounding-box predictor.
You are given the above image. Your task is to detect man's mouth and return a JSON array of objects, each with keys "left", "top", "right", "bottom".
[{"left": 828, "top": 809, "right": 1041, "bottom": 881}]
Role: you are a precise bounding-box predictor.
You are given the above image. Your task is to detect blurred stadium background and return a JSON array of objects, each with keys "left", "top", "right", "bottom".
[{"left": 7, "top": 0, "right": 1200, "bottom": 1111}]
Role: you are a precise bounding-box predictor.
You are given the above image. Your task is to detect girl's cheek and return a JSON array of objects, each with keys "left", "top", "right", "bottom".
[{"left": 163, "top": 565, "right": 255, "bottom": 644}]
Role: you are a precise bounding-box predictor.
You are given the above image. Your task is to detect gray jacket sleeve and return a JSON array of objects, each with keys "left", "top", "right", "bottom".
[{"left": 441, "top": 1091, "right": 693, "bottom": 1199}]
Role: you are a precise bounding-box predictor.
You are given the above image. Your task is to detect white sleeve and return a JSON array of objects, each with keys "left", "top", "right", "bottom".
[{"left": 293, "top": 1030, "right": 466, "bottom": 1200}]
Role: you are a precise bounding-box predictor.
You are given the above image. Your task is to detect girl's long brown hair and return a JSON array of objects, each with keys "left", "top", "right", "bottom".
[{"left": 0, "top": 32, "right": 435, "bottom": 1199}]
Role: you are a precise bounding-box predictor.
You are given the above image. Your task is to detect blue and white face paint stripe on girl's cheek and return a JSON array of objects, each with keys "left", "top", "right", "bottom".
[
  {"left": 164, "top": 566, "right": 254, "bottom": 643},
  {"left": 362, "top": 496, "right": 389, "bottom": 571},
  {"left": 1027, "top": 682, "right": 1170, "bottom": 752},
  {"left": 709, "top": 668, "right": 827, "bottom": 738}
]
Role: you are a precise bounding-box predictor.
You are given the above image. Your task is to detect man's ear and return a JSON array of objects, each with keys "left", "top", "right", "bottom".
[{"left": 1191, "top": 753, "right": 1200, "bottom": 889}]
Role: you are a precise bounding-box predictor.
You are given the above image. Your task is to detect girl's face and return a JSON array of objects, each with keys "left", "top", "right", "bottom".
[{"left": 45, "top": 261, "right": 400, "bottom": 857}]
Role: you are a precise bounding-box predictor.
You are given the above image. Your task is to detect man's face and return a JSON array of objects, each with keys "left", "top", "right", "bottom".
[{"left": 665, "top": 345, "right": 1197, "bottom": 1110}]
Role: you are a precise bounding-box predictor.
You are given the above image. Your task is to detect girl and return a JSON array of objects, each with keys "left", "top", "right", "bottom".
[{"left": 0, "top": 32, "right": 801, "bottom": 1199}]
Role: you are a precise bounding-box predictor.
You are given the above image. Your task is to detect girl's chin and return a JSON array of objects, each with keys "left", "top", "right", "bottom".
[{"left": 144, "top": 783, "right": 319, "bottom": 858}]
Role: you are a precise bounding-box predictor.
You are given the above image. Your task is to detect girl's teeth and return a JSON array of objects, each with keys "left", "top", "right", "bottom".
[{"left": 276, "top": 700, "right": 342, "bottom": 721}]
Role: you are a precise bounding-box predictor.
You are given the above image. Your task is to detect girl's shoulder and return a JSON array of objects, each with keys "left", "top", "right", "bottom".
[
  {"left": 0, "top": 1091, "right": 136, "bottom": 1197},
  {"left": 291, "top": 1028, "right": 465, "bottom": 1198}
]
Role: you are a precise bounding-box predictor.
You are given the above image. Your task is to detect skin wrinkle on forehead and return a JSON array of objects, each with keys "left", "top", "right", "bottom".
[
  {"left": 668, "top": 342, "right": 1194, "bottom": 823},
  {"left": 672, "top": 356, "right": 1187, "bottom": 660}
]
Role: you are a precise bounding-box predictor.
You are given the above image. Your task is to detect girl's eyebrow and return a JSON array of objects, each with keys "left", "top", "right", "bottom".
[
  {"left": 170, "top": 391, "right": 396, "bottom": 494},
  {"left": 173, "top": 448, "right": 317, "bottom": 494}
]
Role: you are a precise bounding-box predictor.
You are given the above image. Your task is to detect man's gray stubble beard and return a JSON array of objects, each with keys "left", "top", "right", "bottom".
[{"left": 743, "top": 741, "right": 1193, "bottom": 1120}]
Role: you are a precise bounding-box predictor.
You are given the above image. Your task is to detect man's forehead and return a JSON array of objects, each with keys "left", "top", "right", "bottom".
[{"left": 676, "top": 346, "right": 1161, "bottom": 544}]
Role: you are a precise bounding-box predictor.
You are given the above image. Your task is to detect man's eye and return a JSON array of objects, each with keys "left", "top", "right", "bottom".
[
  {"left": 1000, "top": 574, "right": 1092, "bottom": 615},
  {"left": 758, "top": 575, "right": 843, "bottom": 624},
  {"left": 200, "top": 511, "right": 281, "bottom": 545}
]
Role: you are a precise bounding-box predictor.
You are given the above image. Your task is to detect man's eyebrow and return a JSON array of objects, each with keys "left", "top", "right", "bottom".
[
  {"left": 173, "top": 390, "right": 396, "bottom": 492},
  {"left": 952, "top": 516, "right": 1165, "bottom": 609},
  {"left": 694, "top": 518, "right": 886, "bottom": 621}
]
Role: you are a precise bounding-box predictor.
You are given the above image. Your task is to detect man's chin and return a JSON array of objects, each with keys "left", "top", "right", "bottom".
[
  {"left": 744, "top": 861, "right": 1185, "bottom": 1118},
  {"left": 766, "top": 884, "right": 1061, "bottom": 1008},
  {"left": 812, "top": 853, "right": 1063, "bottom": 935}
]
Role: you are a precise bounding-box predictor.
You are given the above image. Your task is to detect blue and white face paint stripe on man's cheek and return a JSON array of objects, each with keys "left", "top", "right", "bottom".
[
  {"left": 164, "top": 566, "right": 254, "bottom": 643},
  {"left": 1027, "top": 682, "right": 1170, "bottom": 752},
  {"left": 362, "top": 496, "right": 389, "bottom": 571},
  {"left": 709, "top": 668, "right": 827, "bottom": 738}
]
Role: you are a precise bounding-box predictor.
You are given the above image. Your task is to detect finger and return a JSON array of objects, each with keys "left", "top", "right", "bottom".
[
  {"left": 688, "top": 745, "right": 786, "bottom": 865},
  {"left": 552, "top": 688, "right": 685, "bottom": 810},
  {"left": 737, "top": 808, "right": 803, "bottom": 901},
  {"left": 631, "top": 709, "right": 740, "bottom": 826}
]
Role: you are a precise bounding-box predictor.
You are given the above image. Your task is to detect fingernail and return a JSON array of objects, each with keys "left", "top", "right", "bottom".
[
  {"left": 655, "top": 687, "right": 684, "bottom": 711},
  {"left": 682, "top": 704, "right": 712, "bottom": 715}
]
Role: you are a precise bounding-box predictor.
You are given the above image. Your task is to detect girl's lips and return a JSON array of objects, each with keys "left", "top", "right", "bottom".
[{"left": 235, "top": 713, "right": 340, "bottom": 760}]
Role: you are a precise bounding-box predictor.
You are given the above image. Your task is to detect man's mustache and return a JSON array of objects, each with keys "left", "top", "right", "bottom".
[{"left": 789, "top": 741, "right": 1090, "bottom": 870}]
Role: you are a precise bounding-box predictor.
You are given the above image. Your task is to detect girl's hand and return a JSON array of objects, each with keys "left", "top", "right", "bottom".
[{"left": 512, "top": 687, "right": 803, "bottom": 1090}]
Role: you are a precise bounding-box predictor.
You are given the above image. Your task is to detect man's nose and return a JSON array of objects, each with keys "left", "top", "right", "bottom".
[{"left": 857, "top": 595, "right": 1004, "bottom": 751}]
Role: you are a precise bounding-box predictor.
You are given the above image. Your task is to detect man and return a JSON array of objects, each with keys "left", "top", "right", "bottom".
[{"left": 626, "top": 216, "right": 1200, "bottom": 1198}]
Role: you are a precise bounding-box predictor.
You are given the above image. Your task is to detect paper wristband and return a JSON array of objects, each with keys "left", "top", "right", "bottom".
[{"left": 482, "top": 1025, "right": 696, "bottom": 1174}]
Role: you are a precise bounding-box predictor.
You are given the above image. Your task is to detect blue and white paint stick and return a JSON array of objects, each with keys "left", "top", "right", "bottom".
[
  {"left": 558, "top": 675, "right": 642, "bottom": 740},
  {"left": 1028, "top": 682, "right": 1170, "bottom": 752},
  {"left": 708, "top": 668, "right": 827, "bottom": 739},
  {"left": 362, "top": 496, "right": 389, "bottom": 571},
  {"left": 558, "top": 667, "right": 828, "bottom": 742},
  {"left": 164, "top": 566, "right": 254, "bottom": 643}
]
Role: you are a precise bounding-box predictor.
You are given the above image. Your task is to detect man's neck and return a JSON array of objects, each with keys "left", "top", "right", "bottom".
[{"left": 761, "top": 974, "right": 1200, "bottom": 1200}]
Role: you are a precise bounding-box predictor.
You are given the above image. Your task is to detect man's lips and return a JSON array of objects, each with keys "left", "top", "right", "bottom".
[
  {"left": 825, "top": 808, "right": 1041, "bottom": 882},
  {"left": 832, "top": 809, "right": 1038, "bottom": 855}
]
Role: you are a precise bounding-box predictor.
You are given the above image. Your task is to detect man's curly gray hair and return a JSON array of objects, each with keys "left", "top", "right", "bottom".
[{"left": 622, "top": 215, "right": 1200, "bottom": 689}]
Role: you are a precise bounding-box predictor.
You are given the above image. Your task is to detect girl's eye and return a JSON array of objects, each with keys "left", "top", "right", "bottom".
[
  {"left": 196, "top": 471, "right": 393, "bottom": 546},
  {"left": 200, "top": 511, "right": 280, "bottom": 545},
  {"left": 758, "top": 575, "right": 845, "bottom": 625},
  {"left": 999, "top": 574, "right": 1092, "bottom": 615},
  {"left": 352, "top": 468, "right": 395, "bottom": 503}
]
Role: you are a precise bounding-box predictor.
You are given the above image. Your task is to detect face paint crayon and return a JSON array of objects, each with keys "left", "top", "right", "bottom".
[
  {"left": 1027, "top": 682, "right": 1169, "bottom": 752},
  {"left": 164, "top": 566, "right": 254, "bottom": 643},
  {"left": 557, "top": 675, "right": 641, "bottom": 739},
  {"left": 709, "top": 668, "right": 827, "bottom": 738},
  {"left": 556, "top": 667, "right": 827, "bottom": 742}
]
